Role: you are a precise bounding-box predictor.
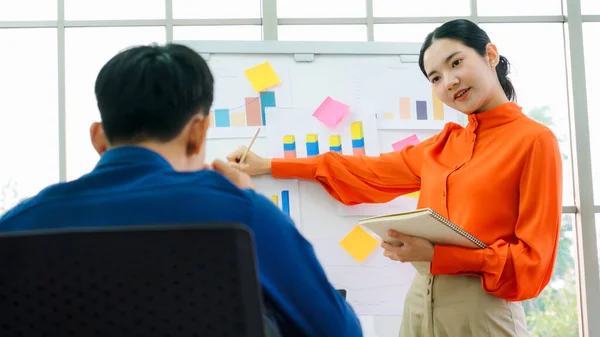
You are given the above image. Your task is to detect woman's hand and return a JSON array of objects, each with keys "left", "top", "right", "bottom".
[
  {"left": 226, "top": 146, "right": 272, "bottom": 176},
  {"left": 382, "top": 230, "right": 435, "bottom": 263}
]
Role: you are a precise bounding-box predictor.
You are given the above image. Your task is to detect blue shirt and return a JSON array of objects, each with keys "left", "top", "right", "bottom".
[{"left": 0, "top": 146, "right": 362, "bottom": 337}]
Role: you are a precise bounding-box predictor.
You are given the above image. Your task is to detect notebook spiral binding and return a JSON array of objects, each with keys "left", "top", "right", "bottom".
[{"left": 427, "top": 209, "right": 488, "bottom": 249}]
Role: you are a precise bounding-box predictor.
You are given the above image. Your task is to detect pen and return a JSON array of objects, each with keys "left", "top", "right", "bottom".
[{"left": 238, "top": 127, "right": 260, "bottom": 163}]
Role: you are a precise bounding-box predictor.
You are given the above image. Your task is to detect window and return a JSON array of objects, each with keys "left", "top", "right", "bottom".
[
  {"left": 173, "top": 25, "right": 262, "bottom": 41},
  {"left": 582, "top": 0, "right": 600, "bottom": 14},
  {"left": 277, "top": 0, "right": 366, "bottom": 18},
  {"left": 374, "top": 23, "right": 440, "bottom": 43},
  {"left": 0, "top": 29, "right": 58, "bottom": 215},
  {"left": 522, "top": 214, "right": 579, "bottom": 337},
  {"left": 172, "top": 0, "right": 261, "bottom": 19},
  {"left": 278, "top": 25, "right": 367, "bottom": 41},
  {"left": 480, "top": 23, "right": 574, "bottom": 206},
  {"left": 477, "top": 0, "right": 562, "bottom": 16},
  {"left": 373, "top": 0, "right": 470, "bottom": 17},
  {"left": 64, "top": 27, "right": 166, "bottom": 181},
  {"left": 0, "top": 0, "right": 57, "bottom": 20},
  {"left": 64, "top": 0, "right": 165, "bottom": 20},
  {"left": 595, "top": 214, "right": 600, "bottom": 280},
  {"left": 583, "top": 23, "right": 600, "bottom": 205}
]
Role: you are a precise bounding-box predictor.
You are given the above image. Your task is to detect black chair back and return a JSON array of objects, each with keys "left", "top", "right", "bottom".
[{"left": 0, "top": 223, "right": 266, "bottom": 337}]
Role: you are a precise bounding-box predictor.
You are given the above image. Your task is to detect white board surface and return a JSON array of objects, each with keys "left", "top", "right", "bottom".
[{"left": 178, "top": 40, "right": 465, "bottom": 337}]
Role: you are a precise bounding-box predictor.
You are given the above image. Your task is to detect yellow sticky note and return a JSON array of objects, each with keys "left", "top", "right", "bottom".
[
  {"left": 244, "top": 62, "right": 281, "bottom": 92},
  {"left": 339, "top": 225, "right": 380, "bottom": 263},
  {"left": 405, "top": 191, "right": 420, "bottom": 199}
]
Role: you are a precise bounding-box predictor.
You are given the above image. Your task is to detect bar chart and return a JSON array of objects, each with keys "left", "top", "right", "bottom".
[
  {"left": 268, "top": 107, "right": 380, "bottom": 159},
  {"left": 270, "top": 190, "right": 291, "bottom": 216},
  {"left": 210, "top": 91, "right": 275, "bottom": 128},
  {"left": 279, "top": 120, "right": 371, "bottom": 158},
  {"left": 207, "top": 91, "right": 277, "bottom": 139},
  {"left": 251, "top": 176, "right": 301, "bottom": 227},
  {"left": 377, "top": 86, "right": 458, "bottom": 130}
]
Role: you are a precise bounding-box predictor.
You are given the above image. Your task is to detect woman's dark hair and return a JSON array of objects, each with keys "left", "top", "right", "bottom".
[{"left": 418, "top": 19, "right": 516, "bottom": 101}]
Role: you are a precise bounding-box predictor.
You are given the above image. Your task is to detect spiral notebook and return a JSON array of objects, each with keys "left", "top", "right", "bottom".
[{"left": 358, "top": 208, "right": 487, "bottom": 274}]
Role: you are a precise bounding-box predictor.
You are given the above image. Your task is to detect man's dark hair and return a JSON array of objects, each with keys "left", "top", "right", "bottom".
[{"left": 95, "top": 43, "right": 214, "bottom": 144}]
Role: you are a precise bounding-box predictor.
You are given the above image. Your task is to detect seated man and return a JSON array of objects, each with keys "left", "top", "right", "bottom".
[{"left": 0, "top": 43, "right": 362, "bottom": 337}]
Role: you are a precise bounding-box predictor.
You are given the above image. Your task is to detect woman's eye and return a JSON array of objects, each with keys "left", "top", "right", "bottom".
[
  {"left": 452, "top": 59, "right": 462, "bottom": 67},
  {"left": 431, "top": 76, "right": 440, "bottom": 83}
]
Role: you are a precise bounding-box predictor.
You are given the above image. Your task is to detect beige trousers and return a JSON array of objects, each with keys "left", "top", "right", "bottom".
[{"left": 399, "top": 273, "right": 530, "bottom": 337}]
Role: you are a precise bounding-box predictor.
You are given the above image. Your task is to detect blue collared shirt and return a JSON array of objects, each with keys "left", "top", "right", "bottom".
[{"left": 0, "top": 146, "right": 362, "bottom": 337}]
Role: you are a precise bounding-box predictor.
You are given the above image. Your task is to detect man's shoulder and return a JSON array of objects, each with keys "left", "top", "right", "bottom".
[{"left": 0, "top": 169, "right": 256, "bottom": 226}]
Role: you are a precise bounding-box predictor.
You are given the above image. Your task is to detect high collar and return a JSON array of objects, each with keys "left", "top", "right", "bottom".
[
  {"left": 466, "top": 102, "right": 524, "bottom": 133},
  {"left": 94, "top": 146, "right": 174, "bottom": 171}
]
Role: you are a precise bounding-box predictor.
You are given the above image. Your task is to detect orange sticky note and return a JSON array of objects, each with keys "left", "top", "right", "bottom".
[
  {"left": 339, "top": 225, "right": 380, "bottom": 263},
  {"left": 244, "top": 62, "right": 281, "bottom": 92}
]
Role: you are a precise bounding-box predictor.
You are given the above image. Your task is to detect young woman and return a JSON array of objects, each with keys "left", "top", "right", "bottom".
[{"left": 226, "top": 19, "right": 562, "bottom": 337}]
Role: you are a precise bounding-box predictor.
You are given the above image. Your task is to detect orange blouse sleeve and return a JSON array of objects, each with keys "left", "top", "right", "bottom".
[
  {"left": 271, "top": 135, "right": 439, "bottom": 205},
  {"left": 430, "top": 131, "right": 563, "bottom": 301}
]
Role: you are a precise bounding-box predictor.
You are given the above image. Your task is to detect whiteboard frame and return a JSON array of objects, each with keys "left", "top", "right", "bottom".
[{"left": 175, "top": 40, "right": 422, "bottom": 63}]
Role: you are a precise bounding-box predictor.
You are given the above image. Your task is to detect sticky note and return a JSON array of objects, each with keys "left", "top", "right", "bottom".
[
  {"left": 405, "top": 191, "right": 420, "bottom": 199},
  {"left": 244, "top": 62, "right": 281, "bottom": 92},
  {"left": 339, "top": 225, "right": 380, "bottom": 263},
  {"left": 312, "top": 97, "right": 350, "bottom": 128},
  {"left": 392, "top": 134, "right": 420, "bottom": 152}
]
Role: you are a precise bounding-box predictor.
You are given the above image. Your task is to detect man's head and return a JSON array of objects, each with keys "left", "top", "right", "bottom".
[{"left": 90, "top": 43, "right": 214, "bottom": 171}]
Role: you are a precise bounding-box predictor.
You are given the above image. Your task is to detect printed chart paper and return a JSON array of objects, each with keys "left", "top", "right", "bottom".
[
  {"left": 310, "top": 236, "right": 416, "bottom": 316},
  {"left": 251, "top": 176, "right": 302, "bottom": 228},
  {"left": 370, "top": 66, "right": 460, "bottom": 130},
  {"left": 207, "top": 62, "right": 291, "bottom": 139}
]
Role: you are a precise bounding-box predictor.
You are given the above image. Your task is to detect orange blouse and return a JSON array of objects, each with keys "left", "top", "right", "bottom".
[{"left": 271, "top": 102, "right": 562, "bottom": 302}]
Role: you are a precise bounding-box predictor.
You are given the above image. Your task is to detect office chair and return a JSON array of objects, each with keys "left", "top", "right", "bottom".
[{"left": 0, "top": 223, "right": 274, "bottom": 337}]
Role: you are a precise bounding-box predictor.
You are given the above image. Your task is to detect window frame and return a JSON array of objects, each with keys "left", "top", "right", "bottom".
[{"left": 0, "top": 0, "right": 597, "bottom": 335}]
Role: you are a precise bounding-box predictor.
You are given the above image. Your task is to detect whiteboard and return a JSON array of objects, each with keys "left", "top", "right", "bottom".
[{"left": 178, "top": 40, "right": 466, "bottom": 337}]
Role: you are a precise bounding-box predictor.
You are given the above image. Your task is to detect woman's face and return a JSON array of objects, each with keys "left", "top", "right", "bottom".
[{"left": 423, "top": 38, "right": 502, "bottom": 115}]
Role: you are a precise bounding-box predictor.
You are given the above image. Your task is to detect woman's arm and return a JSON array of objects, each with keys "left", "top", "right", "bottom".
[
  {"left": 271, "top": 134, "right": 439, "bottom": 205},
  {"left": 429, "top": 131, "right": 562, "bottom": 301}
]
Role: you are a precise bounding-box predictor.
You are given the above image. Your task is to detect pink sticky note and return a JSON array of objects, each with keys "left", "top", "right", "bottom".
[
  {"left": 312, "top": 97, "right": 350, "bottom": 128},
  {"left": 392, "top": 134, "right": 420, "bottom": 152}
]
